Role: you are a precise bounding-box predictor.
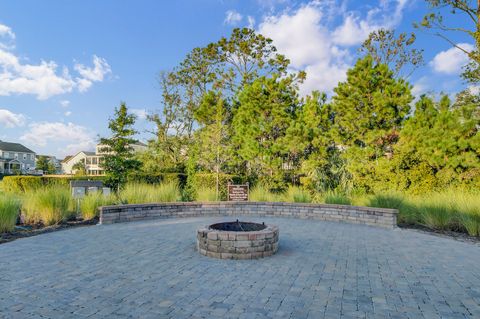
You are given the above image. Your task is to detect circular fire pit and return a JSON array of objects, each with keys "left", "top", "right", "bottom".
[{"left": 197, "top": 220, "right": 279, "bottom": 259}]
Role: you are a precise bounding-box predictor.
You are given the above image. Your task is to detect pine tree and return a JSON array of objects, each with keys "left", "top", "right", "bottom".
[
  {"left": 100, "top": 102, "right": 141, "bottom": 190},
  {"left": 330, "top": 55, "right": 413, "bottom": 192}
]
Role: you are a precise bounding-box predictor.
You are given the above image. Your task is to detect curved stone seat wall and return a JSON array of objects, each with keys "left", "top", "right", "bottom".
[{"left": 99, "top": 202, "right": 398, "bottom": 229}]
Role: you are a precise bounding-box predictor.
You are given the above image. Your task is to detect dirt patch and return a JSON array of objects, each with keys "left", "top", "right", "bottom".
[{"left": 0, "top": 218, "right": 98, "bottom": 244}]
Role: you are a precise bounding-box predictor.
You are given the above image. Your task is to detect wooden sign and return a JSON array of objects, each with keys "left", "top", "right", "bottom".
[{"left": 228, "top": 184, "right": 249, "bottom": 201}]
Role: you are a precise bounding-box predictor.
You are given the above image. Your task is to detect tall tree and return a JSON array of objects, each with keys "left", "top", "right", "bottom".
[
  {"left": 36, "top": 156, "right": 56, "bottom": 174},
  {"left": 359, "top": 28, "right": 424, "bottom": 78},
  {"left": 330, "top": 56, "right": 413, "bottom": 192},
  {"left": 100, "top": 102, "right": 141, "bottom": 190},
  {"left": 416, "top": 0, "right": 480, "bottom": 83},
  {"left": 232, "top": 75, "right": 300, "bottom": 189},
  {"left": 394, "top": 94, "right": 480, "bottom": 190},
  {"left": 194, "top": 91, "right": 231, "bottom": 199}
]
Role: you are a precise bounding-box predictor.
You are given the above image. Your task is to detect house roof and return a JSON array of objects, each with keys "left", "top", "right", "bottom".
[
  {"left": 61, "top": 151, "right": 96, "bottom": 164},
  {"left": 0, "top": 141, "right": 35, "bottom": 153},
  {"left": 61, "top": 155, "right": 73, "bottom": 163}
]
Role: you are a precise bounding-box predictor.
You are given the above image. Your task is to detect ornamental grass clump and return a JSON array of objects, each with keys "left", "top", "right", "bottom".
[
  {"left": 285, "top": 186, "right": 311, "bottom": 203},
  {"left": 0, "top": 194, "right": 20, "bottom": 232},
  {"left": 119, "top": 182, "right": 180, "bottom": 204},
  {"left": 249, "top": 186, "right": 281, "bottom": 202},
  {"left": 324, "top": 191, "right": 351, "bottom": 205},
  {"left": 80, "top": 193, "right": 117, "bottom": 220},
  {"left": 22, "top": 186, "right": 72, "bottom": 225},
  {"left": 196, "top": 187, "right": 218, "bottom": 202}
]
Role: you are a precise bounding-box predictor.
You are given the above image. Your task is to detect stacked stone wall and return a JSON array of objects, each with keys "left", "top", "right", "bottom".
[{"left": 100, "top": 202, "right": 398, "bottom": 229}]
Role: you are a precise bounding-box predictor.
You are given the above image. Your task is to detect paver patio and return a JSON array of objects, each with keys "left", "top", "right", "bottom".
[{"left": 1, "top": 217, "right": 479, "bottom": 319}]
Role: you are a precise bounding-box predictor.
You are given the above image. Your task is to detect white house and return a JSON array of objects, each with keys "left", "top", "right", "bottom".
[{"left": 62, "top": 142, "right": 147, "bottom": 175}]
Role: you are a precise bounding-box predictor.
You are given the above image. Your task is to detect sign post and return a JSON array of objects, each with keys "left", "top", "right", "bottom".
[{"left": 227, "top": 182, "right": 249, "bottom": 201}]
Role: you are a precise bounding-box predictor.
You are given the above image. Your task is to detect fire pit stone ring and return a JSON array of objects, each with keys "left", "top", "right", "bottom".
[{"left": 197, "top": 220, "right": 279, "bottom": 259}]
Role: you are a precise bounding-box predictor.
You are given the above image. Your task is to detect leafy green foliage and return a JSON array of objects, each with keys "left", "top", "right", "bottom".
[
  {"left": 232, "top": 75, "right": 300, "bottom": 189},
  {"left": 100, "top": 102, "right": 142, "bottom": 190},
  {"left": 35, "top": 156, "right": 56, "bottom": 174}
]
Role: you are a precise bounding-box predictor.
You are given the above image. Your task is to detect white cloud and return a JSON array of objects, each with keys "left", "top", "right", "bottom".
[
  {"left": 131, "top": 108, "right": 148, "bottom": 120},
  {"left": 411, "top": 76, "right": 431, "bottom": 97},
  {"left": 0, "top": 24, "right": 111, "bottom": 99},
  {"left": 0, "top": 24, "right": 15, "bottom": 50},
  {"left": 225, "top": 10, "right": 243, "bottom": 25},
  {"left": 430, "top": 43, "right": 474, "bottom": 75},
  {"left": 60, "top": 100, "right": 70, "bottom": 107},
  {"left": 247, "top": 16, "right": 256, "bottom": 29},
  {"left": 75, "top": 55, "right": 110, "bottom": 82},
  {"left": 20, "top": 122, "right": 96, "bottom": 156},
  {"left": 64, "top": 111, "right": 72, "bottom": 117},
  {"left": 258, "top": 1, "right": 409, "bottom": 95},
  {"left": 0, "top": 109, "right": 25, "bottom": 128}
]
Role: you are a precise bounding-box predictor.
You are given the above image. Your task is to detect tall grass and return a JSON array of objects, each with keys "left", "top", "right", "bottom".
[
  {"left": 285, "top": 186, "right": 311, "bottom": 203},
  {"left": 324, "top": 191, "right": 351, "bottom": 205},
  {"left": 196, "top": 187, "right": 218, "bottom": 202},
  {"left": 0, "top": 194, "right": 20, "bottom": 232},
  {"left": 22, "top": 186, "right": 72, "bottom": 225},
  {"left": 119, "top": 182, "right": 180, "bottom": 204},
  {"left": 365, "top": 190, "right": 480, "bottom": 236},
  {"left": 80, "top": 193, "right": 117, "bottom": 220},
  {"left": 249, "top": 186, "right": 281, "bottom": 202}
]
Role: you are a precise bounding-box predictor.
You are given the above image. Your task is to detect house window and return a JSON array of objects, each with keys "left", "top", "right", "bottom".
[
  {"left": 30, "top": 154, "right": 34, "bottom": 160},
  {"left": 14, "top": 153, "right": 18, "bottom": 159},
  {"left": 23, "top": 154, "right": 27, "bottom": 160},
  {"left": 4, "top": 152, "right": 9, "bottom": 158}
]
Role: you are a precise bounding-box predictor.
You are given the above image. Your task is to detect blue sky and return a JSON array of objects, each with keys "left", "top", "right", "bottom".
[{"left": 0, "top": 0, "right": 472, "bottom": 158}]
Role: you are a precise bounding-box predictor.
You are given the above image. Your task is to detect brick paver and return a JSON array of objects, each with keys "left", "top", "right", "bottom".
[{"left": 1, "top": 217, "right": 479, "bottom": 318}]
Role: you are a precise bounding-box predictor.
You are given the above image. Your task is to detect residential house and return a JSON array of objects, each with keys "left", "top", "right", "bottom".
[
  {"left": 62, "top": 142, "right": 147, "bottom": 175},
  {"left": 35, "top": 155, "right": 62, "bottom": 174},
  {"left": 0, "top": 140, "right": 36, "bottom": 174}
]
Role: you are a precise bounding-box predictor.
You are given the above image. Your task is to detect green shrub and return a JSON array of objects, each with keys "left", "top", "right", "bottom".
[
  {"left": 285, "top": 186, "right": 311, "bottom": 203},
  {"left": 22, "top": 186, "right": 72, "bottom": 225},
  {"left": 0, "top": 194, "right": 20, "bottom": 232},
  {"left": 324, "top": 192, "right": 351, "bottom": 205},
  {"left": 127, "top": 172, "right": 187, "bottom": 188},
  {"left": 119, "top": 182, "right": 180, "bottom": 204},
  {"left": 196, "top": 187, "right": 218, "bottom": 202}
]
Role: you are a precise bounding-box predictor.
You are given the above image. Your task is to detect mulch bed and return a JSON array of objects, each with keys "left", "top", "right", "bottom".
[
  {"left": 0, "top": 218, "right": 98, "bottom": 245},
  {"left": 399, "top": 223, "right": 480, "bottom": 245}
]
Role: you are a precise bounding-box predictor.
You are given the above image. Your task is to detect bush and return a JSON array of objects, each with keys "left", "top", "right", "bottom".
[
  {"left": 127, "top": 172, "right": 187, "bottom": 188},
  {"left": 0, "top": 194, "right": 20, "bottom": 232},
  {"left": 22, "top": 186, "right": 72, "bottom": 225},
  {"left": 324, "top": 192, "right": 351, "bottom": 205},
  {"left": 119, "top": 182, "right": 180, "bottom": 204}
]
